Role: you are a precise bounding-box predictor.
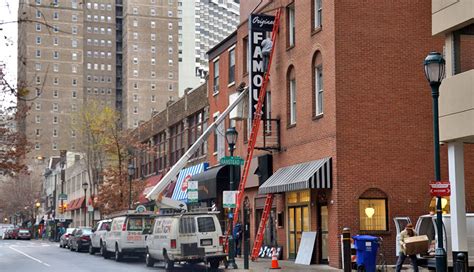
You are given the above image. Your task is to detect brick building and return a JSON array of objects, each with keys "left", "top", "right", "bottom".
[
  {"left": 130, "top": 83, "right": 209, "bottom": 208},
  {"left": 205, "top": 0, "right": 474, "bottom": 268}
]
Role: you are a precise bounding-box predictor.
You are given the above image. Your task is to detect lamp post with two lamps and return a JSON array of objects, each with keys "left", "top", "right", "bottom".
[
  {"left": 128, "top": 164, "right": 135, "bottom": 210},
  {"left": 225, "top": 127, "right": 238, "bottom": 269},
  {"left": 423, "top": 51, "right": 447, "bottom": 272},
  {"left": 82, "top": 182, "right": 89, "bottom": 226}
]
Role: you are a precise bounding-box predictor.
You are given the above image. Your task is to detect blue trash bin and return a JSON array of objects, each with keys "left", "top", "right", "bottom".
[{"left": 353, "top": 235, "right": 379, "bottom": 272}]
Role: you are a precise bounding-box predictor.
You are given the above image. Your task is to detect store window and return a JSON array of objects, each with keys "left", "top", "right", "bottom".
[{"left": 359, "top": 198, "right": 388, "bottom": 231}]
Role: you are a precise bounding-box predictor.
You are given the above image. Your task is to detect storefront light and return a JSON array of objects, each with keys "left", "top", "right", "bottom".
[{"left": 365, "top": 206, "right": 375, "bottom": 218}]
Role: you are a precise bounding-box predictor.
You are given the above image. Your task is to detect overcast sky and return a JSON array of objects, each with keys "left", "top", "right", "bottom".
[{"left": 0, "top": 0, "right": 18, "bottom": 111}]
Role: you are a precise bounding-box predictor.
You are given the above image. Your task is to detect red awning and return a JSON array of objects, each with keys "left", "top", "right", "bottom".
[
  {"left": 65, "top": 197, "right": 85, "bottom": 211},
  {"left": 139, "top": 174, "right": 163, "bottom": 204}
]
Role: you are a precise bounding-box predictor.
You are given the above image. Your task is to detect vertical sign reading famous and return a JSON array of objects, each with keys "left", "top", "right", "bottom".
[{"left": 248, "top": 14, "right": 274, "bottom": 120}]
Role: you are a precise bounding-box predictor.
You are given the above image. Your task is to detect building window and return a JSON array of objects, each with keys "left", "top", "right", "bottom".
[
  {"left": 36, "top": 49, "right": 41, "bottom": 58},
  {"left": 151, "top": 8, "right": 156, "bottom": 16},
  {"left": 35, "top": 129, "right": 40, "bottom": 136},
  {"left": 288, "top": 66, "right": 296, "bottom": 125},
  {"left": 213, "top": 59, "right": 219, "bottom": 94},
  {"left": 52, "top": 143, "right": 57, "bottom": 150},
  {"left": 151, "top": 33, "right": 156, "bottom": 41},
  {"left": 313, "top": 0, "right": 322, "bottom": 29},
  {"left": 359, "top": 198, "right": 388, "bottom": 231},
  {"left": 188, "top": 110, "right": 205, "bottom": 158},
  {"left": 53, "top": 11, "right": 59, "bottom": 20},
  {"left": 36, "top": 10, "right": 41, "bottom": 18},
  {"left": 133, "top": 94, "right": 138, "bottom": 102},
  {"left": 35, "top": 115, "right": 41, "bottom": 123},
  {"left": 35, "top": 103, "right": 41, "bottom": 110},
  {"left": 243, "top": 37, "right": 248, "bottom": 74},
  {"left": 72, "top": 90, "right": 77, "bottom": 98},
  {"left": 313, "top": 51, "right": 323, "bottom": 117},
  {"left": 35, "top": 63, "right": 41, "bottom": 71},
  {"left": 53, "top": 90, "right": 58, "bottom": 98},
  {"left": 133, "top": 7, "right": 138, "bottom": 14},
  {"left": 53, "top": 63, "right": 59, "bottom": 72},
  {"left": 133, "top": 107, "right": 138, "bottom": 114},
  {"left": 133, "top": 32, "right": 138, "bottom": 40},
  {"left": 133, "top": 19, "right": 138, "bottom": 27},
  {"left": 35, "top": 143, "right": 40, "bottom": 150},
  {"left": 36, "top": 36, "right": 41, "bottom": 44},
  {"left": 151, "top": 21, "right": 155, "bottom": 28},
  {"left": 53, "top": 103, "right": 59, "bottom": 111},
  {"left": 155, "top": 132, "right": 167, "bottom": 171},
  {"left": 169, "top": 122, "right": 184, "bottom": 165},
  {"left": 168, "top": 22, "right": 173, "bottom": 30},
  {"left": 53, "top": 129, "right": 58, "bottom": 137},
  {"left": 53, "top": 51, "right": 59, "bottom": 59},
  {"left": 287, "top": 4, "right": 295, "bottom": 47},
  {"left": 228, "top": 48, "right": 235, "bottom": 84},
  {"left": 36, "top": 23, "right": 41, "bottom": 31}
]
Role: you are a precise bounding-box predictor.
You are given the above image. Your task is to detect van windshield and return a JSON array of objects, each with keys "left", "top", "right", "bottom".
[
  {"left": 197, "top": 217, "right": 215, "bottom": 232},
  {"left": 127, "top": 218, "right": 143, "bottom": 231}
]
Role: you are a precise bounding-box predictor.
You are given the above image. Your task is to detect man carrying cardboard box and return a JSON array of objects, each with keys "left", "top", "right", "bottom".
[{"left": 396, "top": 223, "right": 419, "bottom": 272}]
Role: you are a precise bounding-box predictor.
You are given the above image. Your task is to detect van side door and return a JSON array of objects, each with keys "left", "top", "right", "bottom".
[{"left": 393, "top": 217, "right": 411, "bottom": 256}]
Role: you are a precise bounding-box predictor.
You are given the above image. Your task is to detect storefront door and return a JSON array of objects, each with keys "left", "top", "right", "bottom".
[
  {"left": 320, "top": 205, "right": 329, "bottom": 263},
  {"left": 288, "top": 205, "right": 309, "bottom": 259}
]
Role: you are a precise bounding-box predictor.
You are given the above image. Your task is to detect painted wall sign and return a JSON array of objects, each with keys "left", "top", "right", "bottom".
[{"left": 248, "top": 13, "right": 274, "bottom": 120}]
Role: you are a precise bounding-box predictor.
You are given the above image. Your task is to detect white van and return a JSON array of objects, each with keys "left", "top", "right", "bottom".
[
  {"left": 144, "top": 211, "right": 227, "bottom": 270},
  {"left": 102, "top": 211, "right": 154, "bottom": 262},
  {"left": 89, "top": 219, "right": 111, "bottom": 254},
  {"left": 394, "top": 214, "right": 474, "bottom": 269}
]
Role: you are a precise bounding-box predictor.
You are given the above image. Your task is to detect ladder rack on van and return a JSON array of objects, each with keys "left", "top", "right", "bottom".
[{"left": 104, "top": 210, "right": 155, "bottom": 219}]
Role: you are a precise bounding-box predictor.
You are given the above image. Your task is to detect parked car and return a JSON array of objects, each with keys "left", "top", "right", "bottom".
[
  {"left": 2, "top": 228, "right": 15, "bottom": 239},
  {"left": 394, "top": 214, "right": 474, "bottom": 269},
  {"left": 102, "top": 211, "right": 154, "bottom": 261},
  {"left": 59, "top": 228, "right": 76, "bottom": 248},
  {"left": 10, "top": 228, "right": 19, "bottom": 240},
  {"left": 144, "top": 211, "right": 226, "bottom": 270},
  {"left": 69, "top": 227, "right": 93, "bottom": 252},
  {"left": 89, "top": 219, "right": 111, "bottom": 255},
  {"left": 17, "top": 229, "right": 31, "bottom": 240}
]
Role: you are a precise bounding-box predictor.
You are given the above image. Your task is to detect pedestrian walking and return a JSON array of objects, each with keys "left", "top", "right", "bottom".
[
  {"left": 261, "top": 33, "right": 273, "bottom": 73},
  {"left": 233, "top": 221, "right": 243, "bottom": 257},
  {"left": 41, "top": 227, "right": 46, "bottom": 240},
  {"left": 395, "top": 223, "right": 419, "bottom": 272}
]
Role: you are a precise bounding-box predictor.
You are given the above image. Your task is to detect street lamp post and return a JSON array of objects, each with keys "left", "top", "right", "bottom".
[
  {"left": 225, "top": 127, "right": 238, "bottom": 269},
  {"left": 59, "top": 150, "right": 67, "bottom": 225},
  {"left": 128, "top": 164, "right": 135, "bottom": 210},
  {"left": 82, "top": 182, "right": 89, "bottom": 226},
  {"left": 424, "top": 51, "right": 447, "bottom": 272}
]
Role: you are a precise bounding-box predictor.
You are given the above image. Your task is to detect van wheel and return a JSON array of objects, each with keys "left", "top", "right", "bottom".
[
  {"left": 114, "top": 244, "right": 123, "bottom": 262},
  {"left": 210, "top": 259, "right": 220, "bottom": 270},
  {"left": 145, "top": 252, "right": 155, "bottom": 267},
  {"left": 101, "top": 244, "right": 109, "bottom": 259},
  {"left": 164, "top": 261, "right": 174, "bottom": 270}
]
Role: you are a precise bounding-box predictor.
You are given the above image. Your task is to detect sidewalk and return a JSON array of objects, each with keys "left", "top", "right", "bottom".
[
  {"left": 227, "top": 258, "right": 431, "bottom": 271},
  {"left": 229, "top": 258, "right": 341, "bottom": 271}
]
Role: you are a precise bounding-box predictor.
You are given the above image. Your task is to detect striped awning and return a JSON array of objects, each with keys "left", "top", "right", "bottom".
[
  {"left": 258, "top": 157, "right": 332, "bottom": 194},
  {"left": 171, "top": 163, "right": 208, "bottom": 203}
]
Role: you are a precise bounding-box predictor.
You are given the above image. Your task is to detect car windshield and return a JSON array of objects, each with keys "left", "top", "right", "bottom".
[
  {"left": 127, "top": 217, "right": 143, "bottom": 231},
  {"left": 19, "top": 230, "right": 29, "bottom": 234},
  {"left": 81, "top": 228, "right": 92, "bottom": 234}
]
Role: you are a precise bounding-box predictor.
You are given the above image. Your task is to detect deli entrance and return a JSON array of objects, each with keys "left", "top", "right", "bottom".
[{"left": 287, "top": 190, "right": 310, "bottom": 259}]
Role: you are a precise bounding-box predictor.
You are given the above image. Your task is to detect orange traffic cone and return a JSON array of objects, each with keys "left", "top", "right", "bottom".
[{"left": 270, "top": 248, "right": 281, "bottom": 269}]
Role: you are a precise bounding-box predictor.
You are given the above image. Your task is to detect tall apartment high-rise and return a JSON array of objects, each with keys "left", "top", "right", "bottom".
[
  {"left": 17, "top": 0, "right": 179, "bottom": 162},
  {"left": 122, "top": 0, "right": 179, "bottom": 129},
  {"left": 178, "top": 0, "right": 239, "bottom": 96}
]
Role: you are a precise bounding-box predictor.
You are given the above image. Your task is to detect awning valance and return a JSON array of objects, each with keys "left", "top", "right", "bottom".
[{"left": 258, "top": 157, "right": 332, "bottom": 194}]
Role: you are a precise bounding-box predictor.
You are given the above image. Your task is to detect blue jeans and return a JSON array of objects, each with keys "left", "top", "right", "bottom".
[{"left": 396, "top": 252, "right": 418, "bottom": 272}]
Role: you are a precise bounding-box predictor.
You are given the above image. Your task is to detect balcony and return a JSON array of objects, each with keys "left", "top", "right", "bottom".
[
  {"left": 432, "top": 0, "right": 474, "bottom": 35},
  {"left": 439, "top": 69, "right": 474, "bottom": 143}
]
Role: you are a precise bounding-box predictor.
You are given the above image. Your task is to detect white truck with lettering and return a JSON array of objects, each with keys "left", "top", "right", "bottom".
[
  {"left": 144, "top": 211, "right": 226, "bottom": 270},
  {"left": 101, "top": 211, "right": 154, "bottom": 262}
]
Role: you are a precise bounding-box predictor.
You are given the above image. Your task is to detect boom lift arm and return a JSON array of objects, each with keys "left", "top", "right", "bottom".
[{"left": 145, "top": 86, "right": 249, "bottom": 210}]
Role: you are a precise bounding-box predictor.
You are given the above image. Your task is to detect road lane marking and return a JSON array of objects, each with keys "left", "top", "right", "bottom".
[{"left": 8, "top": 246, "right": 51, "bottom": 267}]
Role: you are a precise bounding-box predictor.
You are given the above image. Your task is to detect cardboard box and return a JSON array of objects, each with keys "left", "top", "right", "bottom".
[{"left": 405, "top": 235, "right": 430, "bottom": 255}]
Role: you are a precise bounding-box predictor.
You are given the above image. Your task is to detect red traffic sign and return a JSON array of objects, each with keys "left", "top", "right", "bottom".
[{"left": 430, "top": 181, "right": 451, "bottom": 197}]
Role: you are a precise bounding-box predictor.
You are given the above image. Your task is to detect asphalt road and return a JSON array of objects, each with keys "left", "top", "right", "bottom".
[{"left": 0, "top": 239, "right": 224, "bottom": 272}]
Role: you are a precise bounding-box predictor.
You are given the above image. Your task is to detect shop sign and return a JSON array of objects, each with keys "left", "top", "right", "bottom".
[
  {"left": 187, "top": 180, "right": 198, "bottom": 203},
  {"left": 135, "top": 205, "right": 146, "bottom": 213},
  {"left": 223, "top": 191, "right": 238, "bottom": 208},
  {"left": 248, "top": 13, "right": 275, "bottom": 120},
  {"left": 58, "top": 193, "right": 68, "bottom": 200},
  {"left": 430, "top": 181, "right": 450, "bottom": 197}
]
